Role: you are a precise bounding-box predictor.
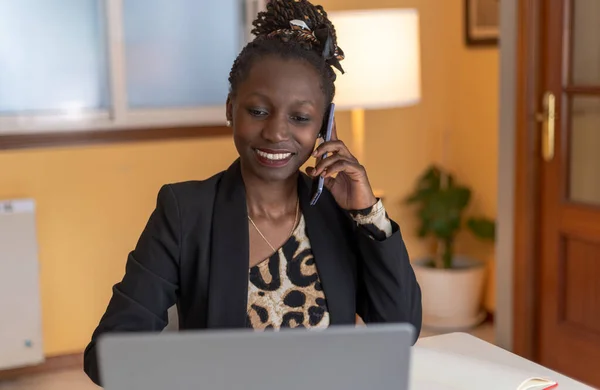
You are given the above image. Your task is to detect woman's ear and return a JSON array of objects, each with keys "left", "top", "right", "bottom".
[
  {"left": 225, "top": 95, "right": 233, "bottom": 124},
  {"left": 316, "top": 108, "right": 329, "bottom": 139}
]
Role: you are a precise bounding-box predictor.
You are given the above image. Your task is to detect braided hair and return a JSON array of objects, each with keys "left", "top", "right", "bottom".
[{"left": 228, "top": 0, "right": 344, "bottom": 109}]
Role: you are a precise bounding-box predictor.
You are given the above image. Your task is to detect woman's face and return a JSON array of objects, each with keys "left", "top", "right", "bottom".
[{"left": 227, "top": 56, "right": 326, "bottom": 183}]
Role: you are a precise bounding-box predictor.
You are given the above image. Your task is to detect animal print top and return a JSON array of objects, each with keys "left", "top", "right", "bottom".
[{"left": 246, "top": 199, "right": 393, "bottom": 330}]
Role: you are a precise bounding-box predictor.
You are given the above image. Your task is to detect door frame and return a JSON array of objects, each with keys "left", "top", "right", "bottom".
[{"left": 513, "top": 0, "right": 544, "bottom": 360}]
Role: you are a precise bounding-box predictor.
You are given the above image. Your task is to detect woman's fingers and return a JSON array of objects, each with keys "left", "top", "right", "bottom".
[
  {"left": 321, "top": 159, "right": 366, "bottom": 179},
  {"left": 312, "top": 153, "right": 360, "bottom": 177},
  {"left": 312, "top": 140, "right": 355, "bottom": 161},
  {"left": 313, "top": 153, "right": 344, "bottom": 176}
]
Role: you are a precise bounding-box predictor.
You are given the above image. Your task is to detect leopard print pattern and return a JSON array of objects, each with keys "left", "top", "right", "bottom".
[{"left": 247, "top": 214, "right": 330, "bottom": 330}]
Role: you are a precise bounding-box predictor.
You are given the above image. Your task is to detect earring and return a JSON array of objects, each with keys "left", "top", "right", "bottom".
[{"left": 226, "top": 120, "right": 232, "bottom": 127}]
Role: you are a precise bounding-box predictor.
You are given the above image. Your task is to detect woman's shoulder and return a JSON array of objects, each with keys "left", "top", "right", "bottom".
[{"left": 161, "top": 170, "right": 226, "bottom": 210}]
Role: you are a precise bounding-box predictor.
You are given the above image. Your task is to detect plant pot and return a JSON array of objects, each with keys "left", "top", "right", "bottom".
[{"left": 413, "top": 255, "right": 487, "bottom": 331}]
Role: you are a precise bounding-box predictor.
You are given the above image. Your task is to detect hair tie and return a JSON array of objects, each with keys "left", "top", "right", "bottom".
[{"left": 267, "top": 19, "right": 345, "bottom": 74}]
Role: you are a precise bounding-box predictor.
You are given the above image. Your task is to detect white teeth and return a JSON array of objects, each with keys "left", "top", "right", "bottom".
[{"left": 256, "top": 150, "right": 292, "bottom": 161}]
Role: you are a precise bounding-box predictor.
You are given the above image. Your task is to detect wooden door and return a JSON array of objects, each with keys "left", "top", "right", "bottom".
[{"left": 537, "top": 0, "right": 600, "bottom": 386}]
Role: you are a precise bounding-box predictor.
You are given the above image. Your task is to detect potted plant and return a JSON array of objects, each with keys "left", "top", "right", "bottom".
[{"left": 405, "top": 165, "right": 495, "bottom": 330}]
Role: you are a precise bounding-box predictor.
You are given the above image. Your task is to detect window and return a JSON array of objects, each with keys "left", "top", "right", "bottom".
[
  {"left": 123, "top": 0, "right": 240, "bottom": 108},
  {"left": 0, "top": 0, "right": 110, "bottom": 114},
  {"left": 0, "top": 0, "right": 266, "bottom": 140}
]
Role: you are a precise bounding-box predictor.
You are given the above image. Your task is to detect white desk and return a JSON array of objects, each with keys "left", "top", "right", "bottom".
[{"left": 413, "top": 333, "right": 594, "bottom": 389}]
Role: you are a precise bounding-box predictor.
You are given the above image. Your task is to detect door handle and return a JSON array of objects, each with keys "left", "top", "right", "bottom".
[{"left": 537, "top": 92, "right": 556, "bottom": 161}]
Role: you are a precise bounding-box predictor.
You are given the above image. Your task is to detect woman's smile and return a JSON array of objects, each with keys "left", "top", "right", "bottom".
[{"left": 254, "top": 148, "right": 295, "bottom": 168}]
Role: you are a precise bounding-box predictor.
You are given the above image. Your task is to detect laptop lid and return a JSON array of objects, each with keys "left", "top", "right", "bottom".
[{"left": 97, "top": 324, "right": 414, "bottom": 390}]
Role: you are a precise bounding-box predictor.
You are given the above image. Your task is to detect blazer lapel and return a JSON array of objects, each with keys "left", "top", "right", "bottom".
[
  {"left": 298, "top": 175, "right": 356, "bottom": 325},
  {"left": 207, "top": 159, "right": 250, "bottom": 328}
]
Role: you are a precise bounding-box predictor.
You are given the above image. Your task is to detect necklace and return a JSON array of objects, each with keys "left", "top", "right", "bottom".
[{"left": 248, "top": 198, "right": 300, "bottom": 253}]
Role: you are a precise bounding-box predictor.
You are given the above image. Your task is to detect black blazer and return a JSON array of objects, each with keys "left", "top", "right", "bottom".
[{"left": 83, "top": 160, "right": 422, "bottom": 385}]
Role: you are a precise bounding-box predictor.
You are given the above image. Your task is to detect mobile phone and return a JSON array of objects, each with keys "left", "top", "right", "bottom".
[{"left": 310, "top": 103, "right": 336, "bottom": 206}]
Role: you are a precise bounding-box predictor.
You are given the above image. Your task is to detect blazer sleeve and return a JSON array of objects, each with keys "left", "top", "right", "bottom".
[
  {"left": 83, "top": 184, "right": 181, "bottom": 386},
  {"left": 350, "top": 205, "right": 422, "bottom": 342}
]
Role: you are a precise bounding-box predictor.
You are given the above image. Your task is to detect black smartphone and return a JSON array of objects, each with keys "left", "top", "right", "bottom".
[{"left": 310, "top": 103, "right": 336, "bottom": 206}]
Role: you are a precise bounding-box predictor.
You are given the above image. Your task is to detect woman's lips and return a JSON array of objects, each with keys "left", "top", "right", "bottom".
[{"left": 254, "top": 148, "right": 294, "bottom": 167}]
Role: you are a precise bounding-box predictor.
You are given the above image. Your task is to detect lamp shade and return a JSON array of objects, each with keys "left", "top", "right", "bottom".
[{"left": 329, "top": 9, "right": 421, "bottom": 110}]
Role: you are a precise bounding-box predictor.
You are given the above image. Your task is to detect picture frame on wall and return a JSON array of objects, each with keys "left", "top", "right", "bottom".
[{"left": 465, "top": 0, "right": 499, "bottom": 46}]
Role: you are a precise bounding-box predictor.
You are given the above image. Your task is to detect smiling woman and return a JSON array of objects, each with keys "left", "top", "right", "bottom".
[{"left": 82, "top": 0, "right": 422, "bottom": 386}]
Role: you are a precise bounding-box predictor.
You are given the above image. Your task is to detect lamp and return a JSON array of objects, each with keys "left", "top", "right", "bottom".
[{"left": 329, "top": 9, "right": 421, "bottom": 165}]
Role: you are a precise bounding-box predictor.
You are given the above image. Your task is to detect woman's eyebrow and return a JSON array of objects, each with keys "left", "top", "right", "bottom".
[
  {"left": 294, "top": 100, "right": 316, "bottom": 107},
  {"left": 245, "top": 92, "right": 270, "bottom": 100},
  {"left": 244, "top": 93, "right": 316, "bottom": 108}
]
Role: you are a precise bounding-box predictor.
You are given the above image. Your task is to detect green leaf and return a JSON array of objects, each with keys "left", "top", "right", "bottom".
[
  {"left": 419, "top": 190, "right": 464, "bottom": 240},
  {"left": 417, "top": 223, "right": 429, "bottom": 237},
  {"left": 404, "top": 165, "right": 443, "bottom": 204},
  {"left": 467, "top": 218, "right": 496, "bottom": 241}
]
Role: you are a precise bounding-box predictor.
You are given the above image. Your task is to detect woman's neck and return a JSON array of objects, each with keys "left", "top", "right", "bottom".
[{"left": 242, "top": 169, "right": 299, "bottom": 219}]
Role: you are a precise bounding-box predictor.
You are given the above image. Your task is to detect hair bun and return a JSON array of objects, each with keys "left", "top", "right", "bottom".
[{"left": 251, "top": 0, "right": 344, "bottom": 73}]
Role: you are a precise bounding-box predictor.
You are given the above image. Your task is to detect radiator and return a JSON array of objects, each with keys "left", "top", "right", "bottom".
[{"left": 0, "top": 199, "right": 44, "bottom": 370}]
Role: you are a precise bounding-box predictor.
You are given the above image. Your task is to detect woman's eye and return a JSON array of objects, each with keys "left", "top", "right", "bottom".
[
  {"left": 291, "top": 115, "right": 310, "bottom": 123},
  {"left": 248, "top": 108, "right": 268, "bottom": 117}
]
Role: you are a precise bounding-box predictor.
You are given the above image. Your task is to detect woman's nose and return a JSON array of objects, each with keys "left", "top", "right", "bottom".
[{"left": 261, "top": 115, "right": 290, "bottom": 143}]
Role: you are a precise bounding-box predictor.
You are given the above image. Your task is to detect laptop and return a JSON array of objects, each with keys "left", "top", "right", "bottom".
[{"left": 97, "top": 323, "right": 415, "bottom": 390}]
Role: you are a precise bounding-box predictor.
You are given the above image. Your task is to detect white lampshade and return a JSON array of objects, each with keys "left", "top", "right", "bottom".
[{"left": 329, "top": 9, "right": 421, "bottom": 110}]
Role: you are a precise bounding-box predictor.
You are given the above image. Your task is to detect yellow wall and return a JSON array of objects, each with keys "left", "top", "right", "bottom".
[
  {"left": 0, "top": 0, "right": 498, "bottom": 356},
  {"left": 0, "top": 139, "right": 238, "bottom": 355}
]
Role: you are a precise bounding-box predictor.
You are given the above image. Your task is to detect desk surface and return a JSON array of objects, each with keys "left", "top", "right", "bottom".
[{"left": 415, "top": 333, "right": 593, "bottom": 389}]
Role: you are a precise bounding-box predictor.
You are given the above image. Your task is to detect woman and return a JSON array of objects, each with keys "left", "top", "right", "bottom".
[{"left": 84, "top": 0, "right": 421, "bottom": 385}]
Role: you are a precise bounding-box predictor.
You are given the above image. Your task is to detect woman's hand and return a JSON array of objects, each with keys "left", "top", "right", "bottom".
[{"left": 305, "top": 122, "right": 377, "bottom": 210}]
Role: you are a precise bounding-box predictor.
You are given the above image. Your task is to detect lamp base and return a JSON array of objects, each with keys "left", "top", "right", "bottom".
[
  {"left": 351, "top": 108, "right": 365, "bottom": 163},
  {"left": 350, "top": 109, "right": 383, "bottom": 203}
]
